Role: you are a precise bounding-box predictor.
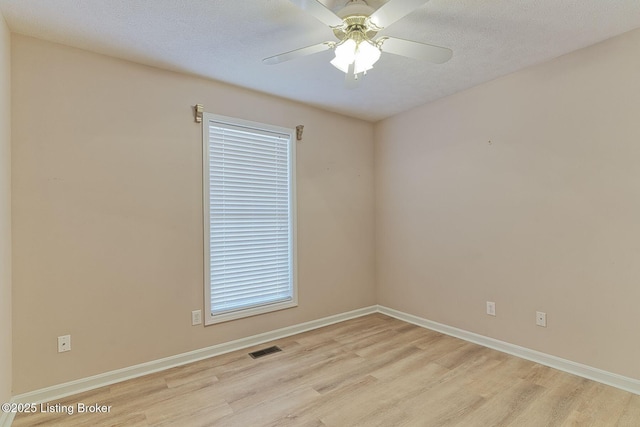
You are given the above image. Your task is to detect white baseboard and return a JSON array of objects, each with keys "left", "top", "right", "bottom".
[
  {"left": 3, "top": 303, "right": 638, "bottom": 427},
  {"left": 377, "top": 305, "right": 640, "bottom": 396},
  {"left": 1, "top": 306, "right": 377, "bottom": 427}
]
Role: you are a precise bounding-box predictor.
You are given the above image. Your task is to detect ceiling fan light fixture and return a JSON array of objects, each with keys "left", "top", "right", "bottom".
[
  {"left": 354, "top": 39, "right": 381, "bottom": 73},
  {"left": 330, "top": 38, "right": 357, "bottom": 72},
  {"left": 330, "top": 34, "right": 381, "bottom": 75}
]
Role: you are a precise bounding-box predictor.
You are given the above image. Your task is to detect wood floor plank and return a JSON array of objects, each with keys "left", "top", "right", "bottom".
[
  {"left": 265, "top": 375, "right": 379, "bottom": 427},
  {"left": 618, "top": 395, "right": 640, "bottom": 427},
  {"left": 570, "top": 382, "right": 632, "bottom": 426},
  {"left": 456, "top": 378, "right": 545, "bottom": 427},
  {"left": 502, "top": 375, "right": 595, "bottom": 426},
  {"left": 12, "top": 314, "right": 640, "bottom": 426}
]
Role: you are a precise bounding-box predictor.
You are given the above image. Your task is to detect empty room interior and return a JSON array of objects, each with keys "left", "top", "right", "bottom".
[{"left": 1, "top": 0, "right": 640, "bottom": 426}]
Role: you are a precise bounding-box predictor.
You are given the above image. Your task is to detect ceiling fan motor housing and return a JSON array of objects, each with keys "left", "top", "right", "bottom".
[
  {"left": 337, "top": 0, "right": 375, "bottom": 19},
  {"left": 333, "top": 1, "right": 378, "bottom": 40}
]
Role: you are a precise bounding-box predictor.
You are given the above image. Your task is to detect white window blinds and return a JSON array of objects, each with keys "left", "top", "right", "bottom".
[{"left": 203, "top": 114, "right": 296, "bottom": 324}]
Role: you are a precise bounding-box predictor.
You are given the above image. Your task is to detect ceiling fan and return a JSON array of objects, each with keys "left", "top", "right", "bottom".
[{"left": 263, "top": 0, "right": 452, "bottom": 81}]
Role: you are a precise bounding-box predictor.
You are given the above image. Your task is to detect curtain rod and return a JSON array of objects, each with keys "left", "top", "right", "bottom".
[{"left": 194, "top": 104, "right": 304, "bottom": 141}]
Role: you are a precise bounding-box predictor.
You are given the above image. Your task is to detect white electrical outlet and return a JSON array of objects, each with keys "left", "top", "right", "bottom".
[
  {"left": 192, "top": 310, "right": 202, "bottom": 326},
  {"left": 58, "top": 335, "right": 71, "bottom": 353},
  {"left": 536, "top": 311, "right": 547, "bottom": 327},
  {"left": 486, "top": 301, "right": 496, "bottom": 316}
]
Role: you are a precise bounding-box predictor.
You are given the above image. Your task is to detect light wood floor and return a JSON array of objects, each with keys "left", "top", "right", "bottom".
[{"left": 13, "top": 314, "right": 640, "bottom": 426}]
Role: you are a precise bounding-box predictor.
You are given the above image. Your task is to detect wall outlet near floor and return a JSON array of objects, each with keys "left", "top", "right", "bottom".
[
  {"left": 486, "top": 301, "right": 496, "bottom": 316},
  {"left": 58, "top": 335, "right": 71, "bottom": 353},
  {"left": 536, "top": 311, "right": 547, "bottom": 327},
  {"left": 192, "top": 310, "right": 202, "bottom": 326}
]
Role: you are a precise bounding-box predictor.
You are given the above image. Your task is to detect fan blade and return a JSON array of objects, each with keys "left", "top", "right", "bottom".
[
  {"left": 378, "top": 37, "right": 452, "bottom": 64},
  {"left": 368, "top": 0, "right": 430, "bottom": 29},
  {"left": 289, "top": 0, "right": 344, "bottom": 28},
  {"left": 263, "top": 42, "right": 333, "bottom": 65}
]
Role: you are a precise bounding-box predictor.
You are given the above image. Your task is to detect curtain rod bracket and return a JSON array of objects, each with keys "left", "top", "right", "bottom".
[
  {"left": 194, "top": 104, "right": 204, "bottom": 123},
  {"left": 296, "top": 125, "right": 304, "bottom": 141}
]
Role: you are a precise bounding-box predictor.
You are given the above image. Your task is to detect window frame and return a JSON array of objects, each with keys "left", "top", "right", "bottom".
[{"left": 202, "top": 113, "right": 297, "bottom": 325}]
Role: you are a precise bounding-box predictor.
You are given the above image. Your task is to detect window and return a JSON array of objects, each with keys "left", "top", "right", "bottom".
[{"left": 203, "top": 113, "right": 297, "bottom": 325}]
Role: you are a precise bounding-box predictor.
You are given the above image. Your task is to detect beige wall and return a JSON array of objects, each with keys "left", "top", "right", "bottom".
[
  {"left": 0, "top": 12, "right": 12, "bottom": 403},
  {"left": 11, "top": 35, "right": 375, "bottom": 393},
  {"left": 375, "top": 28, "right": 640, "bottom": 380}
]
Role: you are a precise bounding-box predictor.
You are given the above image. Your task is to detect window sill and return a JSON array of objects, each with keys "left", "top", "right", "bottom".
[{"left": 204, "top": 299, "right": 298, "bottom": 325}]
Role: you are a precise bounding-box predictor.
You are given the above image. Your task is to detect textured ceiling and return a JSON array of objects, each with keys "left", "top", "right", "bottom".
[{"left": 1, "top": 0, "right": 640, "bottom": 121}]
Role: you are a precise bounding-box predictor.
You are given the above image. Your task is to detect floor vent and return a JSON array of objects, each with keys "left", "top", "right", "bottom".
[{"left": 249, "top": 346, "right": 282, "bottom": 359}]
